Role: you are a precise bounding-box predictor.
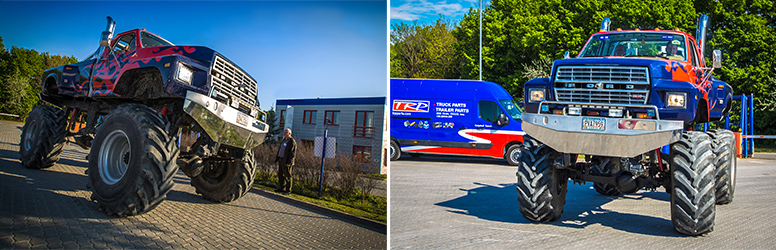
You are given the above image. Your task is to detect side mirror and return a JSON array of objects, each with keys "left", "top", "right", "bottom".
[
  {"left": 99, "top": 40, "right": 110, "bottom": 47},
  {"left": 497, "top": 113, "right": 509, "bottom": 126},
  {"left": 712, "top": 50, "right": 722, "bottom": 69}
]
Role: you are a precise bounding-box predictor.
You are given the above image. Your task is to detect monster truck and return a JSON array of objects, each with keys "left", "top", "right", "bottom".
[
  {"left": 516, "top": 15, "right": 736, "bottom": 236},
  {"left": 19, "top": 17, "right": 268, "bottom": 217}
]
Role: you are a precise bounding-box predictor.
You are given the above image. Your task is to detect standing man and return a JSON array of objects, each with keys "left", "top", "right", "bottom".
[{"left": 275, "top": 128, "right": 297, "bottom": 195}]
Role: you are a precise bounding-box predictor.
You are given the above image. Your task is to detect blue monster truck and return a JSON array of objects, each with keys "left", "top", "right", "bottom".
[
  {"left": 19, "top": 17, "right": 268, "bottom": 216},
  {"left": 517, "top": 15, "right": 736, "bottom": 235}
]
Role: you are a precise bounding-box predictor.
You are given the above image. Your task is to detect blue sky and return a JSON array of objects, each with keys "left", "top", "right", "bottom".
[
  {"left": 0, "top": 1, "right": 387, "bottom": 110},
  {"left": 390, "top": 0, "right": 488, "bottom": 26}
]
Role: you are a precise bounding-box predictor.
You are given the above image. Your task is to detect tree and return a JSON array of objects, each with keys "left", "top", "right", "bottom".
[
  {"left": 0, "top": 36, "right": 78, "bottom": 119},
  {"left": 695, "top": 0, "right": 776, "bottom": 146},
  {"left": 264, "top": 106, "right": 281, "bottom": 143},
  {"left": 391, "top": 18, "right": 462, "bottom": 79},
  {"left": 453, "top": 0, "right": 697, "bottom": 96}
]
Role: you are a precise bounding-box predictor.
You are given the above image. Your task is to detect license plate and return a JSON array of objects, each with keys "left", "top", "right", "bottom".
[
  {"left": 236, "top": 112, "right": 248, "bottom": 126},
  {"left": 582, "top": 117, "right": 605, "bottom": 131}
]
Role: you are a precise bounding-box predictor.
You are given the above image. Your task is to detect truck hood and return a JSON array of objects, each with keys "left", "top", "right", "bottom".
[
  {"left": 552, "top": 57, "right": 691, "bottom": 80},
  {"left": 144, "top": 46, "right": 217, "bottom": 66}
]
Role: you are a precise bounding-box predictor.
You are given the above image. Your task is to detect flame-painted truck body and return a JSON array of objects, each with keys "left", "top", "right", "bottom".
[
  {"left": 516, "top": 15, "right": 736, "bottom": 235},
  {"left": 20, "top": 17, "right": 268, "bottom": 216}
]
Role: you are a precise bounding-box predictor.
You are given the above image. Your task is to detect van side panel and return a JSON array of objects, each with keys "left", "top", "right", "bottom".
[{"left": 390, "top": 78, "right": 525, "bottom": 159}]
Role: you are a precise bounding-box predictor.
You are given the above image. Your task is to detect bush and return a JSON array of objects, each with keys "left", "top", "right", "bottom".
[{"left": 253, "top": 138, "right": 382, "bottom": 198}]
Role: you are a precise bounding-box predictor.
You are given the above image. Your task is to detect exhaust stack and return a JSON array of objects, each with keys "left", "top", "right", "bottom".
[
  {"left": 99, "top": 16, "right": 116, "bottom": 46},
  {"left": 600, "top": 17, "right": 611, "bottom": 32},
  {"left": 696, "top": 14, "right": 709, "bottom": 57}
]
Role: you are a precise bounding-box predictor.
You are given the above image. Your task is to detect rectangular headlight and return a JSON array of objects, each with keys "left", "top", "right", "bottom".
[
  {"left": 176, "top": 62, "right": 193, "bottom": 84},
  {"left": 609, "top": 109, "right": 623, "bottom": 117},
  {"left": 568, "top": 107, "right": 581, "bottom": 115},
  {"left": 666, "top": 92, "right": 687, "bottom": 108},
  {"left": 529, "top": 88, "right": 546, "bottom": 103}
]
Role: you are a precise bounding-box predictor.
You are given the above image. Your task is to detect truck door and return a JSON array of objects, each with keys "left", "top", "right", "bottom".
[{"left": 91, "top": 31, "right": 138, "bottom": 96}]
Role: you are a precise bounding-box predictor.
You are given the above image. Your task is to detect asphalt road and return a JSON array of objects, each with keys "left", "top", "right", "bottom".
[
  {"left": 390, "top": 154, "right": 776, "bottom": 249},
  {"left": 0, "top": 121, "right": 386, "bottom": 249}
]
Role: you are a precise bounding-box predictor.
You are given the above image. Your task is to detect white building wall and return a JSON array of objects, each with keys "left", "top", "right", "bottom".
[{"left": 275, "top": 102, "right": 386, "bottom": 174}]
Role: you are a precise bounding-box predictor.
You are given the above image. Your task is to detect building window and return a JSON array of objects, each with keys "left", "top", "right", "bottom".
[
  {"left": 303, "top": 110, "right": 317, "bottom": 124},
  {"left": 279, "top": 110, "right": 286, "bottom": 129},
  {"left": 324, "top": 110, "right": 340, "bottom": 125},
  {"left": 353, "top": 145, "right": 372, "bottom": 163},
  {"left": 354, "top": 111, "right": 374, "bottom": 138},
  {"left": 301, "top": 139, "right": 314, "bottom": 148}
]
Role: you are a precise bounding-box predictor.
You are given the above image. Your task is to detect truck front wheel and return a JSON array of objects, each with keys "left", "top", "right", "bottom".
[
  {"left": 191, "top": 149, "right": 257, "bottom": 203},
  {"left": 20, "top": 105, "right": 66, "bottom": 169},
  {"left": 708, "top": 129, "right": 736, "bottom": 204},
  {"left": 516, "top": 135, "right": 567, "bottom": 222},
  {"left": 88, "top": 104, "right": 179, "bottom": 217},
  {"left": 670, "top": 131, "right": 716, "bottom": 235}
]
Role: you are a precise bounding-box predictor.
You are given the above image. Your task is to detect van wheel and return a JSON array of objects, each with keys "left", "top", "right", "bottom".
[
  {"left": 506, "top": 144, "right": 521, "bottom": 166},
  {"left": 390, "top": 141, "right": 401, "bottom": 161}
]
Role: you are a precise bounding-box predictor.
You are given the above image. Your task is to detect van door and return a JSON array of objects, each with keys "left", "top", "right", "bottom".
[{"left": 462, "top": 100, "right": 503, "bottom": 157}]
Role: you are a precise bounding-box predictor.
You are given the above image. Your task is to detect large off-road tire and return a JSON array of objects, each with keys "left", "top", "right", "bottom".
[
  {"left": 505, "top": 144, "right": 522, "bottom": 166},
  {"left": 516, "top": 135, "right": 567, "bottom": 222},
  {"left": 670, "top": 131, "right": 716, "bottom": 236},
  {"left": 390, "top": 140, "right": 401, "bottom": 161},
  {"left": 20, "top": 105, "right": 66, "bottom": 169},
  {"left": 591, "top": 157, "right": 623, "bottom": 196},
  {"left": 88, "top": 104, "right": 179, "bottom": 217},
  {"left": 191, "top": 149, "right": 257, "bottom": 203},
  {"left": 708, "top": 129, "right": 736, "bottom": 204}
]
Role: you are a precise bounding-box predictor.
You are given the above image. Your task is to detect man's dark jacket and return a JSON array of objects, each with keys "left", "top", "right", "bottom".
[{"left": 274, "top": 137, "right": 297, "bottom": 165}]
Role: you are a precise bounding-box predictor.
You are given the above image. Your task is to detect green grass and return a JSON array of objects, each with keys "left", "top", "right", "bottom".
[
  {"left": 253, "top": 181, "right": 386, "bottom": 223},
  {"left": 755, "top": 146, "right": 776, "bottom": 153}
]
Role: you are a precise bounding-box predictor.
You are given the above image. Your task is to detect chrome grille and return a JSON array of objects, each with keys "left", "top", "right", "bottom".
[
  {"left": 210, "top": 55, "right": 258, "bottom": 115},
  {"left": 554, "top": 66, "right": 650, "bottom": 105}
]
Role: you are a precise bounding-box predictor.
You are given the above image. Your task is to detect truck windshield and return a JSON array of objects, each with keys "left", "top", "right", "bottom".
[
  {"left": 500, "top": 99, "right": 522, "bottom": 120},
  {"left": 579, "top": 32, "right": 687, "bottom": 61},
  {"left": 141, "top": 31, "right": 174, "bottom": 48}
]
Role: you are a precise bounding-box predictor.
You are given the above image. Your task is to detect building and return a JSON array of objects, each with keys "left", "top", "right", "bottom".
[{"left": 275, "top": 97, "right": 387, "bottom": 174}]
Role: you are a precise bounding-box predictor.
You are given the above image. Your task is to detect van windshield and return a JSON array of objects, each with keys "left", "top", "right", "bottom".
[{"left": 500, "top": 100, "right": 522, "bottom": 120}]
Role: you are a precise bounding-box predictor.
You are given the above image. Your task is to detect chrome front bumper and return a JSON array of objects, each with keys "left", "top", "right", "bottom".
[
  {"left": 183, "top": 91, "right": 268, "bottom": 149},
  {"left": 522, "top": 112, "right": 683, "bottom": 158}
]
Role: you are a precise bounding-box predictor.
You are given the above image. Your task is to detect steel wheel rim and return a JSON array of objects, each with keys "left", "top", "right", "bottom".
[
  {"left": 510, "top": 148, "right": 521, "bottom": 162},
  {"left": 390, "top": 144, "right": 397, "bottom": 159},
  {"left": 23, "top": 120, "right": 38, "bottom": 151},
  {"left": 99, "top": 130, "right": 131, "bottom": 185}
]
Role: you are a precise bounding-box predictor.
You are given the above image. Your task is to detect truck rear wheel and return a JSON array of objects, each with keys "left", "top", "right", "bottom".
[
  {"left": 506, "top": 144, "right": 521, "bottom": 166},
  {"left": 592, "top": 158, "right": 622, "bottom": 196},
  {"left": 88, "top": 104, "right": 179, "bottom": 217},
  {"left": 516, "top": 135, "right": 567, "bottom": 222},
  {"left": 708, "top": 129, "right": 736, "bottom": 204},
  {"left": 20, "top": 105, "right": 66, "bottom": 169},
  {"left": 191, "top": 149, "right": 257, "bottom": 203},
  {"left": 390, "top": 140, "right": 401, "bottom": 161},
  {"left": 669, "top": 131, "right": 716, "bottom": 235}
]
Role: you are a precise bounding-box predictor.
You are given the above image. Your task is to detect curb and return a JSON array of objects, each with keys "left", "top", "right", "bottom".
[
  {"left": 249, "top": 187, "right": 387, "bottom": 234},
  {"left": 750, "top": 153, "right": 776, "bottom": 160}
]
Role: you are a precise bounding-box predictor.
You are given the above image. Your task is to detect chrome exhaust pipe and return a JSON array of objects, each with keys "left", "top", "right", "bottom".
[
  {"left": 600, "top": 17, "right": 611, "bottom": 32},
  {"left": 696, "top": 14, "right": 709, "bottom": 57}
]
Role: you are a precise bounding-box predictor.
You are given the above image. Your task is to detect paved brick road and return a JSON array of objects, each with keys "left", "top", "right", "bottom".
[
  {"left": 390, "top": 154, "right": 776, "bottom": 249},
  {"left": 0, "top": 121, "right": 385, "bottom": 249}
]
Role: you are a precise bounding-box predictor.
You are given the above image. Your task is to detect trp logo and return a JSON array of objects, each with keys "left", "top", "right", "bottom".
[{"left": 393, "top": 100, "right": 430, "bottom": 112}]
